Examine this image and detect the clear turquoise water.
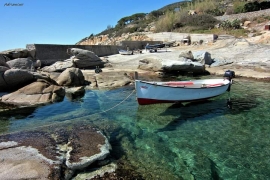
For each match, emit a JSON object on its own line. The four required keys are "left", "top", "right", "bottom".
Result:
{"left": 0, "top": 77, "right": 270, "bottom": 179}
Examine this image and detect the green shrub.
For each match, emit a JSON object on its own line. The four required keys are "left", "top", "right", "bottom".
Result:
{"left": 220, "top": 19, "right": 241, "bottom": 30}
{"left": 233, "top": 1, "right": 246, "bottom": 14}
{"left": 177, "top": 14, "right": 219, "bottom": 30}
{"left": 244, "top": 1, "right": 260, "bottom": 12}
{"left": 155, "top": 11, "right": 178, "bottom": 32}
{"left": 206, "top": 8, "right": 224, "bottom": 16}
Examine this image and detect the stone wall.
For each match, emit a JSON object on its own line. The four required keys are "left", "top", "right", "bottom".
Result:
{"left": 27, "top": 44, "right": 121, "bottom": 66}
{"left": 215, "top": 9, "right": 270, "bottom": 22}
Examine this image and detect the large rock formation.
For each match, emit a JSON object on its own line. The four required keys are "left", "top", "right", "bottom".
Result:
{"left": 192, "top": 51, "right": 213, "bottom": 65}
{"left": 82, "top": 70, "right": 135, "bottom": 89}
{"left": 67, "top": 48, "right": 105, "bottom": 68}
{"left": 0, "top": 133, "right": 62, "bottom": 180}
{"left": 0, "top": 55, "right": 10, "bottom": 68}
{"left": 0, "top": 66, "right": 9, "bottom": 73}
{"left": 137, "top": 58, "right": 162, "bottom": 72}
{"left": 0, "top": 48, "right": 30, "bottom": 59}
{"left": 94, "top": 72, "right": 132, "bottom": 88}
{"left": 179, "top": 50, "right": 194, "bottom": 60}
{"left": 56, "top": 67, "right": 85, "bottom": 86}
{"left": 162, "top": 58, "right": 205, "bottom": 73}
{"left": 6, "top": 58, "right": 35, "bottom": 70}
{"left": 0, "top": 69, "right": 36, "bottom": 92}
{"left": 41, "top": 48, "right": 105, "bottom": 72}
{"left": 42, "top": 60, "right": 75, "bottom": 72}
{"left": 1, "top": 80, "right": 65, "bottom": 106}
{"left": 138, "top": 57, "right": 205, "bottom": 73}
{"left": 0, "top": 124, "right": 112, "bottom": 179}
{"left": 66, "top": 129, "right": 111, "bottom": 170}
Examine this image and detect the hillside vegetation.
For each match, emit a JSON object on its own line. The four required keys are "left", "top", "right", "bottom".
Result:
{"left": 78, "top": 0, "right": 270, "bottom": 43}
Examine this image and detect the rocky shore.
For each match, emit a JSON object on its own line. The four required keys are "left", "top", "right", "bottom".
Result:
{"left": 0, "top": 31, "right": 270, "bottom": 179}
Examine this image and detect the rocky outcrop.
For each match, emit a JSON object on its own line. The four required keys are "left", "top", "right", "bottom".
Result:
{"left": 162, "top": 58, "right": 205, "bottom": 72}
{"left": 0, "top": 66, "right": 9, "bottom": 73}
{"left": 0, "top": 124, "right": 112, "bottom": 180}
{"left": 192, "top": 51, "right": 213, "bottom": 65}
{"left": 0, "top": 133, "right": 62, "bottom": 180}
{"left": 179, "top": 50, "right": 194, "bottom": 60}
{"left": 73, "top": 162, "right": 117, "bottom": 180}
{"left": 0, "top": 55, "right": 10, "bottom": 68}
{"left": 211, "top": 58, "right": 233, "bottom": 67}
{"left": 67, "top": 48, "right": 99, "bottom": 60}
{"left": 42, "top": 60, "right": 75, "bottom": 72}
{"left": 138, "top": 58, "right": 162, "bottom": 72}
{"left": 0, "top": 69, "right": 36, "bottom": 91}
{"left": 65, "top": 86, "right": 85, "bottom": 101}
{"left": 67, "top": 48, "right": 105, "bottom": 69}
{"left": 66, "top": 129, "right": 111, "bottom": 170}
{"left": 138, "top": 57, "right": 205, "bottom": 73}
{"left": 0, "top": 48, "right": 30, "bottom": 59}
{"left": 76, "top": 32, "right": 150, "bottom": 46}
{"left": 1, "top": 80, "right": 65, "bottom": 106}
{"left": 71, "top": 56, "right": 106, "bottom": 69}
{"left": 41, "top": 48, "right": 105, "bottom": 72}
{"left": 6, "top": 58, "right": 35, "bottom": 70}
{"left": 215, "top": 9, "right": 270, "bottom": 22}
{"left": 94, "top": 72, "right": 132, "bottom": 88}
{"left": 56, "top": 67, "right": 85, "bottom": 86}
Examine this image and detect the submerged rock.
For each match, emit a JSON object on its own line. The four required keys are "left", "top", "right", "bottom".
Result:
{"left": 66, "top": 128, "right": 111, "bottom": 170}
{"left": 73, "top": 162, "right": 117, "bottom": 180}
{"left": 0, "top": 124, "right": 112, "bottom": 179}
{"left": 0, "top": 131, "right": 62, "bottom": 180}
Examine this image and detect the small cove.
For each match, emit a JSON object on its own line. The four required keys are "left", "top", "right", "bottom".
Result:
{"left": 0, "top": 76, "right": 270, "bottom": 179}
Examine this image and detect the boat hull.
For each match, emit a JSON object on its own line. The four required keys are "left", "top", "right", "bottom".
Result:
{"left": 135, "top": 79, "right": 230, "bottom": 105}
{"left": 119, "top": 50, "right": 133, "bottom": 55}
{"left": 145, "top": 43, "right": 165, "bottom": 49}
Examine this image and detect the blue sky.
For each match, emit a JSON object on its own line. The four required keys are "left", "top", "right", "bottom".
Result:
{"left": 0, "top": 0, "right": 182, "bottom": 51}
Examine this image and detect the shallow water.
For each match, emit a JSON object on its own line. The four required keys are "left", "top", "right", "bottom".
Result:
{"left": 0, "top": 77, "right": 270, "bottom": 179}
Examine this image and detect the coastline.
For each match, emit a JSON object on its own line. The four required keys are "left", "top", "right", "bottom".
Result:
{"left": 97, "top": 37, "right": 270, "bottom": 82}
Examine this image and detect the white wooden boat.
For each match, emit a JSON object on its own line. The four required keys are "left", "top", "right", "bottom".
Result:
{"left": 119, "top": 49, "right": 133, "bottom": 55}
{"left": 135, "top": 71, "right": 234, "bottom": 105}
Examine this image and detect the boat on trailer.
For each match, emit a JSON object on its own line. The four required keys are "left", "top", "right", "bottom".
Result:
{"left": 135, "top": 70, "right": 235, "bottom": 105}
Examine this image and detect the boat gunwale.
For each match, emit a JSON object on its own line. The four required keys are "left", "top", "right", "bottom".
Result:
{"left": 136, "top": 79, "right": 230, "bottom": 89}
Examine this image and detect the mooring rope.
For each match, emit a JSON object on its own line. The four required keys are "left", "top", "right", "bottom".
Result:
{"left": 0, "top": 89, "right": 136, "bottom": 136}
